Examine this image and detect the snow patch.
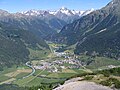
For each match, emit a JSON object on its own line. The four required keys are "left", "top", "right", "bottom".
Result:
{"left": 96, "top": 28, "right": 107, "bottom": 34}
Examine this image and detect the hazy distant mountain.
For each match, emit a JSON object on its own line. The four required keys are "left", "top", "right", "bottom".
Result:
{"left": 53, "top": 0, "right": 120, "bottom": 59}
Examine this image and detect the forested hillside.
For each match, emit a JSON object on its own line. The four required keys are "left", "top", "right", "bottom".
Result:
{"left": 0, "top": 24, "right": 49, "bottom": 71}
{"left": 53, "top": 0, "right": 120, "bottom": 59}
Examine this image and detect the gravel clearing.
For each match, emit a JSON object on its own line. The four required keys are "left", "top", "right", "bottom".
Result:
{"left": 54, "top": 81, "right": 113, "bottom": 90}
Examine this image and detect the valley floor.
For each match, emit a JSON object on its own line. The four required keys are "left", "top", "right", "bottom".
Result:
{"left": 0, "top": 42, "right": 120, "bottom": 90}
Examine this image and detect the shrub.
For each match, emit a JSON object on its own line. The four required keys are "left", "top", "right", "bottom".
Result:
{"left": 84, "top": 75, "right": 94, "bottom": 80}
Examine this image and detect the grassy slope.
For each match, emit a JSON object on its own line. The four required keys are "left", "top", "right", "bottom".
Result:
{"left": 28, "top": 48, "right": 50, "bottom": 60}
{"left": 78, "top": 55, "right": 120, "bottom": 70}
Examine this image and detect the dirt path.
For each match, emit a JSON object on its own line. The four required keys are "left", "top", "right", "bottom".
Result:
{"left": 5, "top": 69, "right": 32, "bottom": 78}
{"left": 0, "top": 78, "right": 16, "bottom": 85}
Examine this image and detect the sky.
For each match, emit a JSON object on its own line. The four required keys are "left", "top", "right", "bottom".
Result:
{"left": 0, "top": 0, "right": 111, "bottom": 13}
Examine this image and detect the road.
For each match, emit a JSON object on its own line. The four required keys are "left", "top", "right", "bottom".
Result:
{"left": 23, "top": 61, "right": 35, "bottom": 79}
{"left": 0, "top": 78, "right": 16, "bottom": 85}
{"left": 21, "top": 68, "right": 46, "bottom": 85}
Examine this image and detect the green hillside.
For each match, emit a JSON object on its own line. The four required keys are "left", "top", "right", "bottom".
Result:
{"left": 0, "top": 25, "right": 49, "bottom": 71}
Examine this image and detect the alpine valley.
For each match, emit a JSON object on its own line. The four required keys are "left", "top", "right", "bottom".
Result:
{"left": 0, "top": 0, "right": 120, "bottom": 90}
{"left": 0, "top": 7, "right": 94, "bottom": 70}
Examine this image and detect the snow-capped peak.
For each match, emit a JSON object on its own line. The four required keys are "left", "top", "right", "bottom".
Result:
{"left": 60, "top": 7, "right": 68, "bottom": 10}
{"left": 55, "top": 7, "right": 94, "bottom": 16}
{"left": 21, "top": 7, "right": 94, "bottom": 18}
{"left": 21, "top": 9, "right": 50, "bottom": 16}
{"left": 57, "top": 7, "right": 74, "bottom": 16}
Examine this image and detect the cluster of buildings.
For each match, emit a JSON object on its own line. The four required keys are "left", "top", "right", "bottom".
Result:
{"left": 33, "top": 58, "right": 81, "bottom": 73}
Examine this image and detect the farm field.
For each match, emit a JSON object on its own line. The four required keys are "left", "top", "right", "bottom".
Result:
{"left": 13, "top": 68, "right": 87, "bottom": 87}
{"left": 0, "top": 66, "right": 32, "bottom": 85}
{"left": 1, "top": 42, "right": 120, "bottom": 89}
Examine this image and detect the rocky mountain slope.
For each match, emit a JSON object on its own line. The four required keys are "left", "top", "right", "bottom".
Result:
{"left": 53, "top": 0, "right": 120, "bottom": 59}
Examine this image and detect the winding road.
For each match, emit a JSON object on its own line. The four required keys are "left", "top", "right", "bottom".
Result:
{"left": 23, "top": 61, "right": 35, "bottom": 79}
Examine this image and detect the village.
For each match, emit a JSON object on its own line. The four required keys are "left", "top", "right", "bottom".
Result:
{"left": 32, "top": 51, "right": 82, "bottom": 73}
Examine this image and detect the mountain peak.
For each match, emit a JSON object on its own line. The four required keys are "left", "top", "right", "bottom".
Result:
{"left": 102, "top": 0, "right": 120, "bottom": 14}
{"left": 107, "top": 0, "right": 120, "bottom": 6}
{"left": 113, "top": 0, "right": 120, "bottom": 3}
{"left": 0, "top": 9, "right": 10, "bottom": 16}
{"left": 60, "top": 7, "right": 68, "bottom": 10}
{"left": 90, "top": 8, "right": 94, "bottom": 11}
{"left": 0, "top": 9, "right": 9, "bottom": 14}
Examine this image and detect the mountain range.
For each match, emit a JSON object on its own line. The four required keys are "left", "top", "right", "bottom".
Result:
{"left": 0, "top": 7, "right": 93, "bottom": 70}
{"left": 0, "top": 7, "right": 93, "bottom": 38}
{"left": 21, "top": 7, "right": 94, "bottom": 23}
{"left": 1, "top": 0, "right": 120, "bottom": 70}
{"left": 53, "top": 0, "right": 120, "bottom": 59}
